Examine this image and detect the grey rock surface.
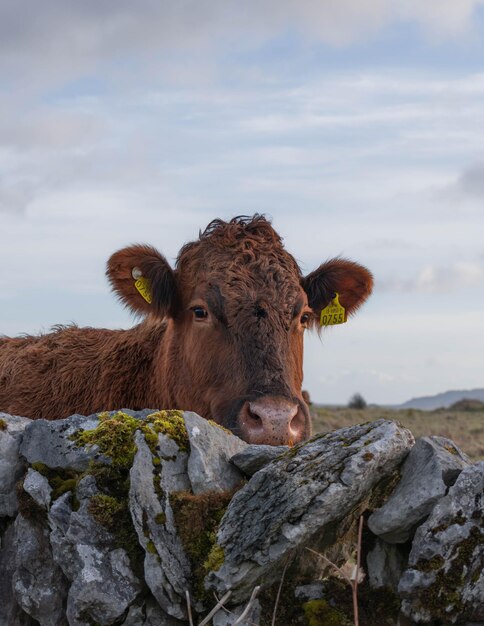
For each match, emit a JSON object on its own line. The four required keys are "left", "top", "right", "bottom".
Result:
{"left": 121, "top": 597, "right": 182, "bottom": 625}
{"left": 0, "top": 521, "right": 38, "bottom": 626}
{"left": 369, "top": 436, "right": 470, "bottom": 543}
{"left": 206, "top": 419, "right": 415, "bottom": 603}
{"left": 294, "top": 582, "right": 326, "bottom": 601}
{"left": 20, "top": 413, "right": 103, "bottom": 470}
{"left": 48, "top": 477, "right": 141, "bottom": 626}
{"left": 23, "top": 468, "right": 52, "bottom": 510}
{"left": 129, "top": 431, "right": 191, "bottom": 620}
{"left": 3, "top": 407, "right": 483, "bottom": 626}
{"left": 0, "top": 413, "right": 31, "bottom": 517}
{"left": 367, "top": 537, "right": 408, "bottom": 591}
{"left": 184, "top": 412, "right": 248, "bottom": 494}
{"left": 399, "top": 462, "right": 484, "bottom": 624}
{"left": 158, "top": 432, "right": 191, "bottom": 494}
{"left": 13, "top": 514, "right": 68, "bottom": 626}
{"left": 230, "top": 444, "right": 289, "bottom": 476}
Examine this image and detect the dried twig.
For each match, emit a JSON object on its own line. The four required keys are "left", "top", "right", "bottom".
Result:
{"left": 198, "top": 590, "right": 232, "bottom": 626}
{"left": 185, "top": 590, "right": 194, "bottom": 626}
{"left": 305, "top": 514, "right": 365, "bottom": 626}
{"left": 271, "top": 559, "right": 289, "bottom": 626}
{"left": 233, "top": 585, "right": 261, "bottom": 626}
{"left": 352, "top": 514, "right": 364, "bottom": 626}
{"left": 306, "top": 547, "right": 351, "bottom": 584}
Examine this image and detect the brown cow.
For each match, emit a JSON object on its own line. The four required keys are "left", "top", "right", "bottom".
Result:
{"left": 0, "top": 215, "right": 372, "bottom": 445}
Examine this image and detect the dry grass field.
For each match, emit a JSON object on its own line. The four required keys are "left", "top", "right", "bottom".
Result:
{"left": 311, "top": 405, "right": 484, "bottom": 460}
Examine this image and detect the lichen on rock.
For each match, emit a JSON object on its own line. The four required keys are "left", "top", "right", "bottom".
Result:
{"left": 399, "top": 462, "right": 484, "bottom": 623}
{"left": 2, "top": 409, "right": 483, "bottom": 626}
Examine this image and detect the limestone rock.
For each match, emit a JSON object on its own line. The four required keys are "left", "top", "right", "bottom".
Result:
{"left": 129, "top": 430, "right": 192, "bottom": 621}
{"left": 399, "top": 462, "right": 484, "bottom": 624}
{"left": 366, "top": 538, "right": 408, "bottom": 591}
{"left": 12, "top": 514, "right": 68, "bottom": 626}
{"left": 20, "top": 413, "right": 104, "bottom": 471}
{"left": 158, "top": 432, "right": 191, "bottom": 494}
{"left": 0, "top": 413, "right": 31, "bottom": 517}
{"left": 206, "top": 419, "right": 414, "bottom": 603}
{"left": 0, "top": 521, "right": 38, "bottom": 626}
{"left": 294, "top": 582, "right": 326, "bottom": 601}
{"left": 23, "top": 468, "right": 52, "bottom": 510}
{"left": 48, "top": 477, "right": 141, "bottom": 626}
{"left": 369, "top": 436, "right": 470, "bottom": 543}
{"left": 230, "top": 444, "right": 289, "bottom": 476}
{"left": 184, "top": 411, "right": 248, "bottom": 494}
{"left": 121, "top": 597, "right": 182, "bottom": 625}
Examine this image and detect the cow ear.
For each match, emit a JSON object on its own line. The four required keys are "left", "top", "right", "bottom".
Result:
{"left": 302, "top": 258, "right": 373, "bottom": 324}
{"left": 106, "top": 245, "right": 178, "bottom": 317}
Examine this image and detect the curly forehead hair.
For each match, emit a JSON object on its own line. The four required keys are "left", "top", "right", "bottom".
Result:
{"left": 176, "top": 214, "right": 300, "bottom": 277}
{"left": 199, "top": 214, "right": 281, "bottom": 245}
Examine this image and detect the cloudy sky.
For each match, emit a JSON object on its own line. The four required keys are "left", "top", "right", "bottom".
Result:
{"left": 1, "top": 1, "right": 484, "bottom": 405}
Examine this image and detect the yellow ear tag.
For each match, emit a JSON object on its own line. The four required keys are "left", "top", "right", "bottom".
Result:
{"left": 134, "top": 276, "right": 152, "bottom": 304}
{"left": 319, "top": 293, "right": 346, "bottom": 326}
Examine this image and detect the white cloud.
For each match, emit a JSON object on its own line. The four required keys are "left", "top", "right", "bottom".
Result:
{"left": 396, "top": 0, "right": 484, "bottom": 39}
{"left": 1, "top": 1, "right": 484, "bottom": 88}
{"left": 378, "top": 261, "right": 484, "bottom": 294}
{"left": 456, "top": 162, "right": 484, "bottom": 198}
{"left": 2, "top": 3, "right": 484, "bottom": 405}
{"left": 416, "top": 261, "right": 484, "bottom": 293}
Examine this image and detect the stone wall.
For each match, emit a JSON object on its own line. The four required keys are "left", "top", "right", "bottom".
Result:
{"left": 0, "top": 410, "right": 482, "bottom": 626}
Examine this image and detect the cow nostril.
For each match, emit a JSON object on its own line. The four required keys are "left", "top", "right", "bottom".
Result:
{"left": 247, "top": 405, "right": 262, "bottom": 422}
{"left": 241, "top": 398, "right": 305, "bottom": 445}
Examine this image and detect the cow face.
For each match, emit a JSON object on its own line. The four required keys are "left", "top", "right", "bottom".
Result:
{"left": 107, "top": 216, "right": 373, "bottom": 445}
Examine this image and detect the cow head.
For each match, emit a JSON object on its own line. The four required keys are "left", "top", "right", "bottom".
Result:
{"left": 107, "top": 215, "right": 373, "bottom": 445}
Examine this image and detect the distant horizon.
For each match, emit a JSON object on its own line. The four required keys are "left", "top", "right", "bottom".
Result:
{"left": 313, "top": 386, "right": 484, "bottom": 408}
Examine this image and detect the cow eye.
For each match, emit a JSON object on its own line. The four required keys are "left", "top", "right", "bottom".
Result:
{"left": 191, "top": 306, "right": 208, "bottom": 320}
{"left": 300, "top": 313, "right": 310, "bottom": 326}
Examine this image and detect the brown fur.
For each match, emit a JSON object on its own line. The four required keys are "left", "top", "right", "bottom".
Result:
{"left": 0, "top": 215, "right": 373, "bottom": 442}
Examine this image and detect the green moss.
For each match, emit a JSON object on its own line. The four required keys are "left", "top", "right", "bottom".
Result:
{"left": 31, "top": 462, "right": 49, "bottom": 474}
{"left": 305, "top": 577, "right": 400, "bottom": 626}
{"left": 303, "top": 599, "right": 352, "bottom": 626}
{"left": 88, "top": 494, "right": 124, "bottom": 530}
{"left": 154, "top": 512, "right": 166, "bottom": 525}
{"left": 411, "top": 526, "right": 483, "bottom": 621}
{"left": 170, "top": 489, "right": 234, "bottom": 600}
{"left": 207, "top": 420, "right": 233, "bottom": 436}
{"left": 153, "top": 475, "right": 163, "bottom": 499}
{"left": 72, "top": 410, "right": 189, "bottom": 469}
{"left": 415, "top": 554, "right": 444, "bottom": 572}
{"left": 30, "top": 462, "right": 81, "bottom": 502}
{"left": 432, "top": 510, "right": 470, "bottom": 535}
{"left": 89, "top": 465, "right": 144, "bottom": 577}
{"left": 146, "top": 540, "right": 157, "bottom": 554}
{"left": 0, "top": 418, "right": 7, "bottom": 431}
{"left": 73, "top": 411, "right": 140, "bottom": 469}
{"left": 203, "top": 543, "right": 224, "bottom": 572}
{"left": 444, "top": 444, "right": 459, "bottom": 455}
{"left": 146, "top": 410, "right": 189, "bottom": 452}
{"left": 471, "top": 568, "right": 481, "bottom": 583}
{"left": 16, "top": 481, "right": 46, "bottom": 523}
{"left": 368, "top": 469, "right": 401, "bottom": 510}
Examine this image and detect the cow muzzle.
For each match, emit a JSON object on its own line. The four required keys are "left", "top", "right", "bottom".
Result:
{"left": 238, "top": 396, "right": 306, "bottom": 446}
